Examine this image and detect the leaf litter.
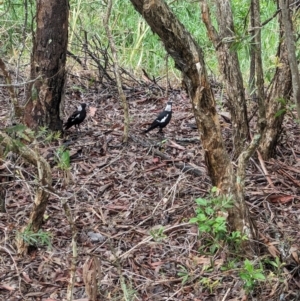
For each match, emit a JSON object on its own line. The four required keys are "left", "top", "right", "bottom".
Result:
{"left": 0, "top": 80, "right": 300, "bottom": 301}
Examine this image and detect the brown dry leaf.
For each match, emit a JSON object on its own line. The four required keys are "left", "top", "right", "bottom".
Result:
{"left": 83, "top": 257, "right": 99, "bottom": 301}
{"left": 22, "top": 271, "right": 32, "bottom": 283}
{"left": 0, "top": 283, "right": 16, "bottom": 291}
{"left": 267, "top": 242, "right": 280, "bottom": 258}
{"left": 191, "top": 255, "right": 223, "bottom": 270}
{"left": 88, "top": 106, "right": 97, "bottom": 117}
{"left": 152, "top": 157, "right": 160, "bottom": 163}
{"left": 191, "top": 256, "right": 210, "bottom": 265}
{"left": 267, "top": 194, "right": 294, "bottom": 204}
{"left": 150, "top": 261, "right": 164, "bottom": 268}
{"left": 290, "top": 245, "right": 300, "bottom": 264}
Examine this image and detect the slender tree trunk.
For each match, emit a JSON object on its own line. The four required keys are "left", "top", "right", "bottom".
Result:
{"left": 279, "top": 0, "right": 300, "bottom": 119}
{"left": 103, "top": 0, "right": 129, "bottom": 143}
{"left": 259, "top": 21, "right": 292, "bottom": 159}
{"left": 248, "top": 4, "right": 256, "bottom": 101}
{"left": 129, "top": 0, "right": 257, "bottom": 254}
{"left": 200, "top": 0, "right": 249, "bottom": 157}
{"left": 24, "top": 0, "right": 69, "bottom": 131}
{"left": 251, "top": 0, "right": 266, "bottom": 133}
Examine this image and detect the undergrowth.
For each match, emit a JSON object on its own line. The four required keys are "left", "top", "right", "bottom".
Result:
{"left": 0, "top": 0, "right": 280, "bottom": 81}
{"left": 188, "top": 187, "right": 284, "bottom": 295}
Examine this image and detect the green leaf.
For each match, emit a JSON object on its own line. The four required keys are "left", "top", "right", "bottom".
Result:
{"left": 205, "top": 207, "right": 214, "bottom": 215}
{"left": 61, "top": 150, "right": 70, "bottom": 168}
{"left": 189, "top": 217, "right": 199, "bottom": 224}
{"left": 211, "top": 186, "right": 218, "bottom": 193}
{"left": 5, "top": 124, "right": 27, "bottom": 133}
{"left": 275, "top": 109, "right": 286, "bottom": 118}
{"left": 195, "top": 198, "right": 207, "bottom": 206}
{"left": 253, "top": 273, "right": 265, "bottom": 280}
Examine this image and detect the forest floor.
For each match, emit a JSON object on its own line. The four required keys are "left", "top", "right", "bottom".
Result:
{"left": 1, "top": 74, "right": 300, "bottom": 301}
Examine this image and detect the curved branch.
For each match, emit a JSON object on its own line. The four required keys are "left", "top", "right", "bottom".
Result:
{"left": 1, "top": 131, "right": 52, "bottom": 254}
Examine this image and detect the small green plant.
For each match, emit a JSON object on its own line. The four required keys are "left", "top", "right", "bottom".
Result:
{"left": 55, "top": 145, "right": 71, "bottom": 170}
{"left": 227, "top": 230, "right": 248, "bottom": 247}
{"left": 177, "top": 265, "right": 190, "bottom": 285}
{"left": 239, "top": 259, "right": 265, "bottom": 292}
{"left": 36, "top": 126, "right": 61, "bottom": 143}
{"left": 17, "top": 227, "right": 52, "bottom": 248}
{"left": 4, "top": 123, "right": 34, "bottom": 143}
{"left": 263, "top": 256, "right": 285, "bottom": 278}
{"left": 150, "top": 226, "right": 167, "bottom": 242}
{"left": 199, "top": 277, "right": 220, "bottom": 294}
{"left": 189, "top": 188, "right": 248, "bottom": 254}
{"left": 221, "top": 258, "right": 238, "bottom": 271}
{"left": 189, "top": 188, "right": 233, "bottom": 239}
{"left": 120, "top": 275, "right": 137, "bottom": 301}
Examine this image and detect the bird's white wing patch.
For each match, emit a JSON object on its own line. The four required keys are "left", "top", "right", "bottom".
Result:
{"left": 72, "top": 113, "right": 80, "bottom": 121}
{"left": 77, "top": 105, "right": 82, "bottom": 111}
{"left": 157, "top": 114, "right": 169, "bottom": 123}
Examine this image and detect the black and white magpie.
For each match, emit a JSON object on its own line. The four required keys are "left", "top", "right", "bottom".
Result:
{"left": 144, "top": 101, "right": 172, "bottom": 133}
{"left": 64, "top": 103, "right": 87, "bottom": 131}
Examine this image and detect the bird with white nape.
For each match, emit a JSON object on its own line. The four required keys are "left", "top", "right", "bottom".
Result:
{"left": 64, "top": 103, "right": 87, "bottom": 131}
{"left": 143, "top": 101, "right": 172, "bottom": 134}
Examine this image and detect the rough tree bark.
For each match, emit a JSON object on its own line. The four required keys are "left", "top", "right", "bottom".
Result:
{"left": 248, "top": 4, "right": 256, "bottom": 100}
{"left": 200, "top": 0, "right": 249, "bottom": 157}
{"left": 129, "top": 0, "right": 258, "bottom": 254}
{"left": 279, "top": 0, "right": 300, "bottom": 119}
{"left": 250, "top": 0, "right": 266, "bottom": 133}
{"left": 24, "top": 0, "right": 69, "bottom": 131}
{"left": 259, "top": 19, "right": 292, "bottom": 159}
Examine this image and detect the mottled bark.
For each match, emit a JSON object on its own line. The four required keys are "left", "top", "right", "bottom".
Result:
{"left": 24, "top": 0, "right": 69, "bottom": 131}
{"left": 250, "top": 0, "right": 266, "bottom": 132}
{"left": 259, "top": 26, "right": 292, "bottom": 159}
{"left": 0, "top": 58, "right": 23, "bottom": 120}
{"left": 200, "top": 0, "right": 249, "bottom": 157}
{"left": 279, "top": 0, "right": 300, "bottom": 119}
{"left": 129, "top": 0, "right": 257, "bottom": 254}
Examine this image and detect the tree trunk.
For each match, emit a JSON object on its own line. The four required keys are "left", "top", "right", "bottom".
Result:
{"left": 129, "top": 0, "right": 257, "bottom": 254}
{"left": 259, "top": 21, "right": 292, "bottom": 159}
{"left": 24, "top": 0, "right": 69, "bottom": 131}
{"left": 250, "top": 0, "right": 266, "bottom": 133}
{"left": 279, "top": 0, "right": 300, "bottom": 119}
{"left": 200, "top": 0, "right": 249, "bottom": 157}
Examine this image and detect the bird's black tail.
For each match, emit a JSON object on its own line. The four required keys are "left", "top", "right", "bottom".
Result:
{"left": 63, "top": 122, "right": 71, "bottom": 130}
{"left": 143, "top": 125, "right": 155, "bottom": 133}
